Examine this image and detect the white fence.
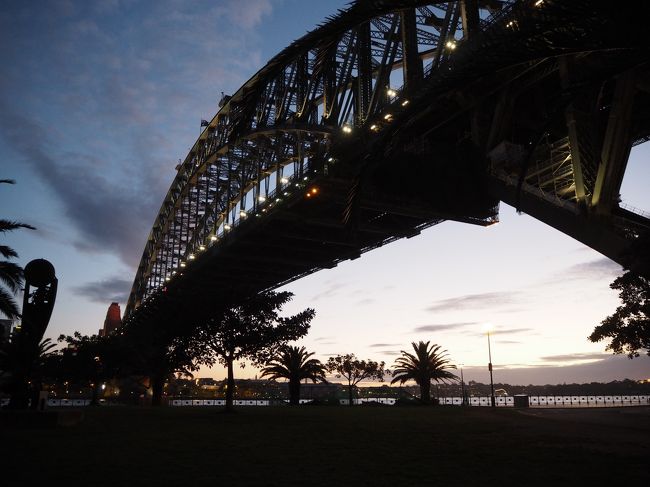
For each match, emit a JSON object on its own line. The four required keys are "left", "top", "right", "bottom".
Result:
{"left": 438, "top": 395, "right": 650, "bottom": 407}
{"left": 0, "top": 398, "right": 93, "bottom": 407}
{"left": 170, "top": 396, "right": 650, "bottom": 407}
{"left": 3, "top": 395, "right": 649, "bottom": 408}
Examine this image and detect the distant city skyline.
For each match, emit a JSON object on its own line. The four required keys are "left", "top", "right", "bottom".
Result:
{"left": 1, "top": 0, "right": 648, "bottom": 385}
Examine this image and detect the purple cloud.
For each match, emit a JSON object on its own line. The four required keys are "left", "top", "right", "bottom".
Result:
{"left": 73, "top": 277, "right": 131, "bottom": 304}
{"left": 426, "top": 292, "right": 521, "bottom": 312}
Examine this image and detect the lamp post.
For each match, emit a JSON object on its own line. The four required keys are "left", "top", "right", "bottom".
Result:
{"left": 483, "top": 323, "right": 496, "bottom": 408}
{"left": 459, "top": 363, "right": 467, "bottom": 406}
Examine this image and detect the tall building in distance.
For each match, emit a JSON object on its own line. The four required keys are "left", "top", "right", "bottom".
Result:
{"left": 99, "top": 302, "right": 122, "bottom": 336}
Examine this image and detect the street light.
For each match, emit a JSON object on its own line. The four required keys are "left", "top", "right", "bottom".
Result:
{"left": 482, "top": 323, "right": 496, "bottom": 407}
{"left": 459, "top": 363, "right": 467, "bottom": 406}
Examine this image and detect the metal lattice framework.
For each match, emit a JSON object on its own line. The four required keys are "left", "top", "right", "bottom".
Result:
{"left": 125, "top": 0, "right": 650, "bottom": 322}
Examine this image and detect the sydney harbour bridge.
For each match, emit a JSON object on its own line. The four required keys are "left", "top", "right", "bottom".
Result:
{"left": 124, "top": 0, "right": 650, "bottom": 326}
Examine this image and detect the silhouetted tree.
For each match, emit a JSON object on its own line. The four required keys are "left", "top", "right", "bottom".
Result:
{"left": 0, "top": 179, "right": 35, "bottom": 320}
{"left": 200, "top": 291, "right": 314, "bottom": 411}
{"left": 391, "top": 341, "right": 458, "bottom": 404}
{"left": 124, "top": 316, "right": 204, "bottom": 406}
{"left": 58, "top": 332, "right": 132, "bottom": 405}
{"left": 260, "top": 345, "right": 326, "bottom": 405}
{"left": 589, "top": 236, "right": 650, "bottom": 357}
{"left": 325, "top": 354, "right": 385, "bottom": 406}
{"left": 0, "top": 336, "right": 57, "bottom": 407}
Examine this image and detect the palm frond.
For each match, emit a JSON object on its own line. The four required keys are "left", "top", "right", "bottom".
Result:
{"left": 261, "top": 345, "right": 326, "bottom": 383}
{"left": 0, "top": 286, "right": 20, "bottom": 319}
{"left": 0, "top": 261, "right": 24, "bottom": 293}
{"left": 0, "top": 245, "right": 18, "bottom": 259}
{"left": 0, "top": 219, "right": 36, "bottom": 232}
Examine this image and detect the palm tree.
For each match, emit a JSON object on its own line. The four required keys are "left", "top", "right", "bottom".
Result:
{"left": 260, "top": 345, "right": 326, "bottom": 405}
{"left": 391, "top": 341, "right": 458, "bottom": 404}
{"left": 0, "top": 337, "right": 57, "bottom": 409}
{"left": 1, "top": 179, "right": 35, "bottom": 320}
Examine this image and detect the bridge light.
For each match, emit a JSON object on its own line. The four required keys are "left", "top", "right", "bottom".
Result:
{"left": 280, "top": 177, "right": 289, "bottom": 184}
{"left": 328, "top": 157, "right": 334, "bottom": 162}
{"left": 507, "top": 20, "right": 517, "bottom": 28}
{"left": 401, "top": 99, "right": 409, "bottom": 106}
{"left": 189, "top": 254, "right": 195, "bottom": 260}
{"left": 534, "top": 0, "right": 543, "bottom": 6}
{"left": 303, "top": 176, "right": 308, "bottom": 181}
{"left": 283, "top": 191, "right": 289, "bottom": 196}
{"left": 258, "top": 195, "right": 266, "bottom": 202}
{"left": 370, "top": 124, "right": 379, "bottom": 131}
{"left": 224, "top": 223, "right": 232, "bottom": 230}
{"left": 445, "top": 40, "right": 457, "bottom": 50}
{"left": 199, "top": 245, "right": 205, "bottom": 251}
{"left": 342, "top": 124, "right": 352, "bottom": 134}
{"left": 383, "top": 113, "right": 393, "bottom": 121}
{"left": 386, "top": 88, "right": 397, "bottom": 97}
{"left": 180, "top": 262, "right": 186, "bottom": 268}
{"left": 210, "top": 235, "right": 217, "bottom": 241}
{"left": 240, "top": 210, "right": 247, "bottom": 218}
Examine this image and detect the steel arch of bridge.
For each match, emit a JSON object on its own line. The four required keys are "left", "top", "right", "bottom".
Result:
{"left": 125, "top": 0, "right": 650, "bottom": 321}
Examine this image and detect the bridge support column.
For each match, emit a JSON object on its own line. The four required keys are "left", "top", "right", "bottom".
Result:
{"left": 356, "top": 22, "right": 372, "bottom": 124}
{"left": 460, "top": 0, "right": 480, "bottom": 40}
{"left": 400, "top": 8, "right": 423, "bottom": 93}
{"left": 592, "top": 70, "right": 636, "bottom": 216}
{"left": 560, "top": 57, "right": 591, "bottom": 210}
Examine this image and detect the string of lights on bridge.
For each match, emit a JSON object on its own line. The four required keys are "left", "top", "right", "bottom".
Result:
{"left": 159, "top": 0, "right": 549, "bottom": 289}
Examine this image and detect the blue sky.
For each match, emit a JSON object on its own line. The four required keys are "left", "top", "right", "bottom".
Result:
{"left": 1, "top": 0, "right": 649, "bottom": 385}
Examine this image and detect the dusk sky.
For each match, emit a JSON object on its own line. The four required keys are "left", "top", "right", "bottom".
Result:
{"left": 2, "top": 0, "right": 649, "bottom": 385}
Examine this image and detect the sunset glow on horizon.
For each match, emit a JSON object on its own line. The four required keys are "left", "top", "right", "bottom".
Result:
{"left": 1, "top": 0, "right": 649, "bottom": 386}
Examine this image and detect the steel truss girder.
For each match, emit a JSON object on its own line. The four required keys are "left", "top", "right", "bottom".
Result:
{"left": 126, "top": 0, "right": 650, "bottom": 321}
{"left": 127, "top": 0, "right": 493, "bottom": 314}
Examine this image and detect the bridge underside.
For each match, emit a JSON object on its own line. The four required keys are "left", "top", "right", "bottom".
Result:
{"left": 125, "top": 0, "right": 650, "bottom": 328}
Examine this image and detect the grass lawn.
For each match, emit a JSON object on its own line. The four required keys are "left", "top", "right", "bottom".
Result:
{"left": 3, "top": 405, "right": 649, "bottom": 486}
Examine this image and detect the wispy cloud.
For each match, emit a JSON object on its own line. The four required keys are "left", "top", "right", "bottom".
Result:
{"left": 426, "top": 292, "right": 521, "bottom": 312}
{"left": 561, "top": 258, "right": 621, "bottom": 280}
{"left": 412, "top": 322, "right": 477, "bottom": 333}
{"left": 489, "top": 327, "right": 534, "bottom": 336}
{"left": 0, "top": 104, "right": 160, "bottom": 267}
{"left": 539, "top": 258, "right": 622, "bottom": 285}
{"left": 313, "top": 336, "right": 336, "bottom": 343}
{"left": 0, "top": 0, "right": 275, "bottom": 269}
{"left": 73, "top": 277, "right": 131, "bottom": 304}
{"left": 540, "top": 352, "right": 608, "bottom": 363}
{"left": 377, "top": 350, "right": 401, "bottom": 356}
{"left": 311, "top": 283, "right": 346, "bottom": 301}
{"left": 369, "top": 343, "right": 400, "bottom": 348}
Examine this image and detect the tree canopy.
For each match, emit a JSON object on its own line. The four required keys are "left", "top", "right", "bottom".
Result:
{"left": 589, "top": 271, "right": 650, "bottom": 357}
{"left": 260, "top": 345, "right": 326, "bottom": 405}
{"left": 58, "top": 332, "right": 133, "bottom": 404}
{"left": 325, "top": 354, "right": 385, "bottom": 406}
{"left": 0, "top": 179, "right": 35, "bottom": 320}
{"left": 391, "top": 341, "right": 458, "bottom": 404}
{"left": 123, "top": 313, "right": 204, "bottom": 406}
{"left": 199, "top": 291, "right": 314, "bottom": 410}
{"left": 589, "top": 236, "right": 650, "bottom": 358}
